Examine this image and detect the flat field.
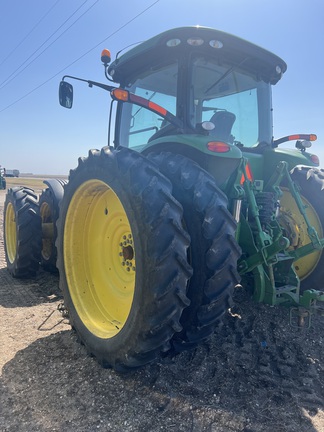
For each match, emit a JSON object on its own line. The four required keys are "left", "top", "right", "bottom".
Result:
{"left": 5, "top": 176, "right": 68, "bottom": 193}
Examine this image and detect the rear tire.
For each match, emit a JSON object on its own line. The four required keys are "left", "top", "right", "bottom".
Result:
{"left": 39, "top": 180, "right": 67, "bottom": 272}
{"left": 280, "top": 166, "right": 324, "bottom": 292}
{"left": 4, "top": 187, "right": 41, "bottom": 277}
{"left": 148, "top": 152, "right": 241, "bottom": 351}
{"left": 56, "top": 146, "right": 192, "bottom": 371}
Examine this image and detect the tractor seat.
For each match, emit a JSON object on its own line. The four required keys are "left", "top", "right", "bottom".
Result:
{"left": 209, "top": 111, "right": 236, "bottom": 143}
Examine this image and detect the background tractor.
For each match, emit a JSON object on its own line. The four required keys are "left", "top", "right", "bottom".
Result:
{"left": 0, "top": 167, "right": 6, "bottom": 189}
{"left": 3, "top": 26, "right": 324, "bottom": 371}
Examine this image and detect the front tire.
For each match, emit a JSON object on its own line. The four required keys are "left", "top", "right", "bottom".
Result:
{"left": 56, "top": 146, "right": 192, "bottom": 371}
{"left": 148, "top": 152, "right": 241, "bottom": 351}
{"left": 4, "top": 187, "right": 41, "bottom": 277}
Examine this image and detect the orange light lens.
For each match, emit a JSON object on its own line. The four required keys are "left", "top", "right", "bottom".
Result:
{"left": 112, "top": 89, "right": 129, "bottom": 102}
{"left": 288, "top": 134, "right": 317, "bottom": 142}
{"left": 240, "top": 163, "right": 254, "bottom": 184}
{"left": 207, "top": 141, "right": 230, "bottom": 153}
{"left": 148, "top": 101, "right": 167, "bottom": 116}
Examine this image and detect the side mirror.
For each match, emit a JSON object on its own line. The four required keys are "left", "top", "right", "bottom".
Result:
{"left": 59, "top": 81, "right": 73, "bottom": 108}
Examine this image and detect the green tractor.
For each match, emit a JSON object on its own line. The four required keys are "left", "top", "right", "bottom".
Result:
{"left": 4, "top": 26, "right": 324, "bottom": 371}
{"left": 0, "top": 167, "right": 6, "bottom": 190}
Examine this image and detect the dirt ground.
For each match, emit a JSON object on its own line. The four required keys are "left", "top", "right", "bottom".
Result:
{"left": 0, "top": 188, "right": 323, "bottom": 432}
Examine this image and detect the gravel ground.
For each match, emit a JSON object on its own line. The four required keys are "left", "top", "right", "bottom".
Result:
{"left": 1, "top": 188, "right": 324, "bottom": 432}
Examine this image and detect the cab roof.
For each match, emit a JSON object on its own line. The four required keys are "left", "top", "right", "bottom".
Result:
{"left": 108, "top": 26, "right": 287, "bottom": 86}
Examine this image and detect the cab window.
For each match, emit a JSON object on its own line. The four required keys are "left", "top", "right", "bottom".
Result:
{"left": 119, "top": 62, "right": 177, "bottom": 151}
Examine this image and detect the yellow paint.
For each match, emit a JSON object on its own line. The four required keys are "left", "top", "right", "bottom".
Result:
{"left": 64, "top": 180, "right": 135, "bottom": 338}
{"left": 280, "top": 189, "right": 322, "bottom": 280}
{"left": 5, "top": 202, "right": 17, "bottom": 264}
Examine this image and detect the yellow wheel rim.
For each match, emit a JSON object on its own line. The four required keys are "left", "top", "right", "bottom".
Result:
{"left": 64, "top": 180, "right": 136, "bottom": 339}
{"left": 40, "top": 201, "right": 53, "bottom": 260}
{"left": 280, "top": 188, "right": 323, "bottom": 280}
{"left": 5, "top": 202, "right": 17, "bottom": 264}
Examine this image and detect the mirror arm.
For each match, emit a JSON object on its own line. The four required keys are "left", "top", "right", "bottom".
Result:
{"left": 61, "top": 75, "right": 115, "bottom": 92}
{"left": 104, "top": 65, "right": 114, "bottom": 82}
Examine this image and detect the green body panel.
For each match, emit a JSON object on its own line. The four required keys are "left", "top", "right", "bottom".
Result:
{"left": 241, "top": 147, "right": 318, "bottom": 184}
{"left": 240, "top": 152, "right": 264, "bottom": 180}
{"left": 144, "top": 134, "right": 241, "bottom": 158}
{"left": 144, "top": 135, "right": 319, "bottom": 192}
{"left": 142, "top": 134, "right": 242, "bottom": 186}
{"left": 262, "top": 147, "right": 318, "bottom": 182}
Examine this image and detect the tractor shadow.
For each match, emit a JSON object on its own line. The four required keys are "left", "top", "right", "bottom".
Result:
{"left": 1, "top": 297, "right": 323, "bottom": 432}
{"left": 0, "top": 267, "right": 61, "bottom": 308}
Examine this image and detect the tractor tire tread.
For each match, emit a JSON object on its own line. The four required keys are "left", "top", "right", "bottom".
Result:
{"left": 57, "top": 146, "right": 192, "bottom": 371}
{"left": 4, "top": 187, "right": 41, "bottom": 278}
{"left": 148, "top": 151, "right": 241, "bottom": 351}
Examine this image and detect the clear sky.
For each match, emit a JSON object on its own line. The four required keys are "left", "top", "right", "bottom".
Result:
{"left": 0, "top": 0, "right": 323, "bottom": 175}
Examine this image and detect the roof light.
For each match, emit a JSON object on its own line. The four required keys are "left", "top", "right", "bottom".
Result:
{"left": 187, "top": 37, "right": 204, "bottom": 46}
{"left": 296, "top": 140, "right": 312, "bottom": 151}
{"left": 276, "top": 65, "right": 282, "bottom": 74}
{"left": 209, "top": 39, "right": 223, "bottom": 49}
{"left": 166, "top": 38, "right": 181, "bottom": 47}
{"left": 101, "top": 49, "right": 111, "bottom": 64}
{"left": 207, "top": 141, "right": 230, "bottom": 153}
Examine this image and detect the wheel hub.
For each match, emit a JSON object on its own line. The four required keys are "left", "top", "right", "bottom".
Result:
{"left": 119, "top": 234, "right": 135, "bottom": 271}
{"left": 278, "top": 209, "right": 303, "bottom": 248}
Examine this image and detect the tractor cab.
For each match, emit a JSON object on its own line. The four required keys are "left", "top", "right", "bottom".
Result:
{"left": 109, "top": 27, "right": 286, "bottom": 153}
{"left": 59, "top": 27, "right": 318, "bottom": 185}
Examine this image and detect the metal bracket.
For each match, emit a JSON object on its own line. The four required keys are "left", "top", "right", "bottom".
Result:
{"left": 289, "top": 290, "right": 324, "bottom": 327}
{"left": 290, "top": 307, "right": 311, "bottom": 328}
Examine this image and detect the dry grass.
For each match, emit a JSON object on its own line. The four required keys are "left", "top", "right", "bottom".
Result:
{"left": 6, "top": 177, "right": 46, "bottom": 190}
{"left": 5, "top": 176, "right": 67, "bottom": 193}
{"left": 6, "top": 177, "right": 45, "bottom": 188}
